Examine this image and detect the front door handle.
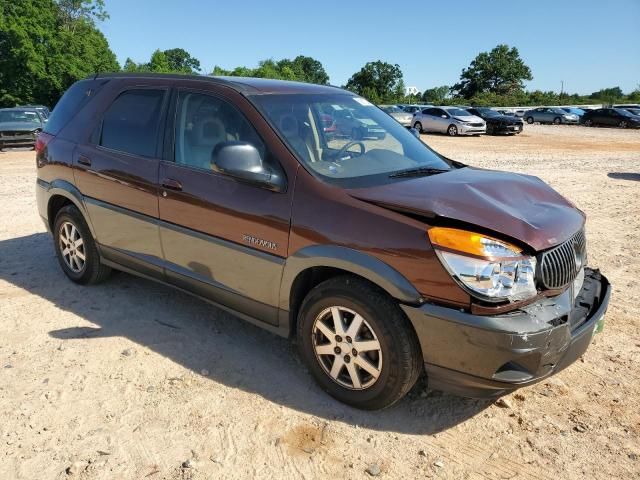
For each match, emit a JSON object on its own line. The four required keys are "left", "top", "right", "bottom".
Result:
{"left": 161, "top": 178, "right": 182, "bottom": 193}
{"left": 78, "top": 155, "right": 91, "bottom": 166}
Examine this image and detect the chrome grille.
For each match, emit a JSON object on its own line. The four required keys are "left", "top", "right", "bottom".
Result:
{"left": 538, "top": 229, "right": 586, "bottom": 289}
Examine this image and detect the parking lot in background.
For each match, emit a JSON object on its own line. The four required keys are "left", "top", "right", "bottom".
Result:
{"left": 0, "top": 124, "right": 639, "bottom": 479}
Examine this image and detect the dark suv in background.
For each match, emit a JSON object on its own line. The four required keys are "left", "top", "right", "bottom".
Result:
{"left": 36, "top": 74, "right": 610, "bottom": 409}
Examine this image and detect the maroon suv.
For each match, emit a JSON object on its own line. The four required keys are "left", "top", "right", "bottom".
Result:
{"left": 36, "top": 74, "right": 610, "bottom": 410}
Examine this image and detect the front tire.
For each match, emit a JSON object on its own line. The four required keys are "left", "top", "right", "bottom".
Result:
{"left": 53, "top": 205, "right": 111, "bottom": 285}
{"left": 584, "top": 119, "right": 593, "bottom": 127}
{"left": 619, "top": 121, "right": 628, "bottom": 129}
{"left": 553, "top": 117, "right": 561, "bottom": 125}
{"left": 447, "top": 124, "right": 458, "bottom": 136}
{"left": 297, "top": 276, "right": 422, "bottom": 410}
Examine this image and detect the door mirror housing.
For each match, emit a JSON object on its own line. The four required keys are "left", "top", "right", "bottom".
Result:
{"left": 409, "top": 127, "right": 421, "bottom": 139}
{"left": 211, "top": 141, "right": 285, "bottom": 192}
{"left": 441, "top": 114, "right": 448, "bottom": 119}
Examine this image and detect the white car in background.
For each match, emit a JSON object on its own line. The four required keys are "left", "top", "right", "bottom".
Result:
{"left": 412, "top": 106, "right": 486, "bottom": 136}
{"left": 378, "top": 105, "right": 414, "bottom": 127}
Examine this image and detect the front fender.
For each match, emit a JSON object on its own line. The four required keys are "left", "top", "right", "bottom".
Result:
{"left": 279, "top": 244, "right": 423, "bottom": 313}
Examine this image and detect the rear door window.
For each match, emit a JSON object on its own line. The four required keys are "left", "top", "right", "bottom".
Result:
{"left": 99, "top": 89, "right": 165, "bottom": 157}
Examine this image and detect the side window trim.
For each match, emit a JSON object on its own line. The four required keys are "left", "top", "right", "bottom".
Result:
{"left": 95, "top": 86, "right": 169, "bottom": 159}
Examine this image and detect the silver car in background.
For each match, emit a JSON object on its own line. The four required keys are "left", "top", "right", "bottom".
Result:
{"left": 412, "top": 106, "right": 486, "bottom": 136}
{"left": 379, "top": 105, "right": 414, "bottom": 127}
{"left": 524, "top": 107, "right": 579, "bottom": 125}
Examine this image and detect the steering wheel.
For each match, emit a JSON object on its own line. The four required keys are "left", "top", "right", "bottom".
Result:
{"left": 335, "top": 141, "right": 366, "bottom": 160}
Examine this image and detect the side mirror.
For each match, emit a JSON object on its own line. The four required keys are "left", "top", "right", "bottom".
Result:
{"left": 441, "top": 114, "right": 448, "bottom": 119}
{"left": 211, "top": 141, "right": 285, "bottom": 192}
{"left": 409, "top": 127, "right": 421, "bottom": 139}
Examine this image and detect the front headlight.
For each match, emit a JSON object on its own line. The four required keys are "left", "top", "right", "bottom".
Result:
{"left": 428, "top": 227, "right": 537, "bottom": 302}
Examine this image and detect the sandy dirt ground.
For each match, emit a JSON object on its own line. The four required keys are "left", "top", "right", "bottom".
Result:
{"left": 0, "top": 124, "right": 639, "bottom": 479}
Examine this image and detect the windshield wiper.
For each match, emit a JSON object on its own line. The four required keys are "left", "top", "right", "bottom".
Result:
{"left": 389, "top": 167, "right": 449, "bottom": 178}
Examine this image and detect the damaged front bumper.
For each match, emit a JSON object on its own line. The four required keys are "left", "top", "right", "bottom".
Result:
{"left": 401, "top": 268, "right": 610, "bottom": 398}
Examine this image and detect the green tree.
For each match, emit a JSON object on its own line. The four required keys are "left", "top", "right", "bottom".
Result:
{"left": 147, "top": 49, "right": 170, "bottom": 72}
{"left": 627, "top": 86, "right": 640, "bottom": 102}
{"left": 589, "top": 86, "right": 624, "bottom": 104}
{"left": 0, "top": 0, "right": 119, "bottom": 108}
{"left": 452, "top": 44, "right": 532, "bottom": 99}
{"left": 123, "top": 57, "right": 138, "bottom": 72}
{"left": 124, "top": 48, "right": 201, "bottom": 74}
{"left": 57, "top": 0, "right": 108, "bottom": 31}
{"left": 345, "top": 61, "right": 405, "bottom": 103}
{"left": 421, "top": 85, "right": 449, "bottom": 104}
{"left": 211, "top": 56, "right": 329, "bottom": 84}
{"left": 280, "top": 56, "right": 329, "bottom": 84}
{"left": 163, "top": 47, "right": 201, "bottom": 73}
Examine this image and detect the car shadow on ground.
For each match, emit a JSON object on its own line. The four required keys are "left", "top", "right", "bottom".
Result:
{"left": 608, "top": 172, "right": 640, "bottom": 182}
{"left": 0, "top": 232, "right": 489, "bottom": 434}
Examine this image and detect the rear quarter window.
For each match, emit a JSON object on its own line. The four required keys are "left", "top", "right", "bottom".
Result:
{"left": 44, "top": 79, "right": 109, "bottom": 136}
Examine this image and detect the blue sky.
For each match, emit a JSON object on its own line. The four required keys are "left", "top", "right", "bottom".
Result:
{"left": 100, "top": 0, "right": 640, "bottom": 95}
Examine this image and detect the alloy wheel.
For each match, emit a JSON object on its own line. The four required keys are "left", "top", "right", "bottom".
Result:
{"left": 311, "top": 306, "right": 382, "bottom": 390}
{"left": 448, "top": 125, "right": 458, "bottom": 136}
{"left": 58, "top": 221, "right": 86, "bottom": 273}
{"left": 619, "top": 121, "right": 627, "bottom": 129}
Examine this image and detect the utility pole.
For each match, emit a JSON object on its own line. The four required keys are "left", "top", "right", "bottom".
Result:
{"left": 560, "top": 80, "right": 564, "bottom": 104}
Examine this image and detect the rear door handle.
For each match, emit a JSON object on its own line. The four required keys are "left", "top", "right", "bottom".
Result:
{"left": 161, "top": 178, "right": 182, "bottom": 194}
{"left": 78, "top": 155, "right": 91, "bottom": 166}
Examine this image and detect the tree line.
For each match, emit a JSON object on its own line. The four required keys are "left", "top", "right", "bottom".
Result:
{"left": 1, "top": 1, "right": 638, "bottom": 109}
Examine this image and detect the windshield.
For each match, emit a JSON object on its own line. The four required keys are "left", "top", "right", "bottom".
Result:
{"left": 475, "top": 108, "right": 500, "bottom": 117}
{"left": 380, "top": 106, "right": 402, "bottom": 113}
{"left": 445, "top": 108, "right": 471, "bottom": 117}
{"left": 614, "top": 108, "right": 634, "bottom": 117}
{"left": 0, "top": 110, "right": 42, "bottom": 124}
{"left": 252, "top": 93, "right": 452, "bottom": 187}
{"left": 552, "top": 108, "right": 568, "bottom": 114}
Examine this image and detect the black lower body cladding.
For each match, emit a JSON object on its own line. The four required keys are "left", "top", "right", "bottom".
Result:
{"left": 401, "top": 268, "right": 610, "bottom": 398}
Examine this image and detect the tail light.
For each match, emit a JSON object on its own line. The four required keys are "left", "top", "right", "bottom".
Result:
{"left": 35, "top": 131, "right": 53, "bottom": 154}
{"left": 35, "top": 131, "right": 54, "bottom": 167}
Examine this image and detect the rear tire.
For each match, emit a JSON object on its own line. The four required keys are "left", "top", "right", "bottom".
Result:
{"left": 413, "top": 122, "right": 422, "bottom": 133}
{"left": 526, "top": 117, "right": 534, "bottom": 124}
{"left": 53, "top": 205, "right": 111, "bottom": 285}
{"left": 297, "top": 275, "right": 422, "bottom": 410}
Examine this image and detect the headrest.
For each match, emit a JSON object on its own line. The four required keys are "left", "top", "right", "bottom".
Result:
{"left": 279, "top": 114, "right": 299, "bottom": 137}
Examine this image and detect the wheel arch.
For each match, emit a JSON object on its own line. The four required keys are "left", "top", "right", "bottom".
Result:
{"left": 278, "top": 245, "right": 423, "bottom": 337}
{"left": 45, "top": 180, "right": 95, "bottom": 237}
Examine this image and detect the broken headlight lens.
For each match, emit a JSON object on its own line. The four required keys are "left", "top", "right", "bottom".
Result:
{"left": 428, "top": 227, "right": 537, "bottom": 302}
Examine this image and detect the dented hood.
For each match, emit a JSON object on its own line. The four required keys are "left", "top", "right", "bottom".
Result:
{"left": 348, "top": 167, "right": 585, "bottom": 251}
